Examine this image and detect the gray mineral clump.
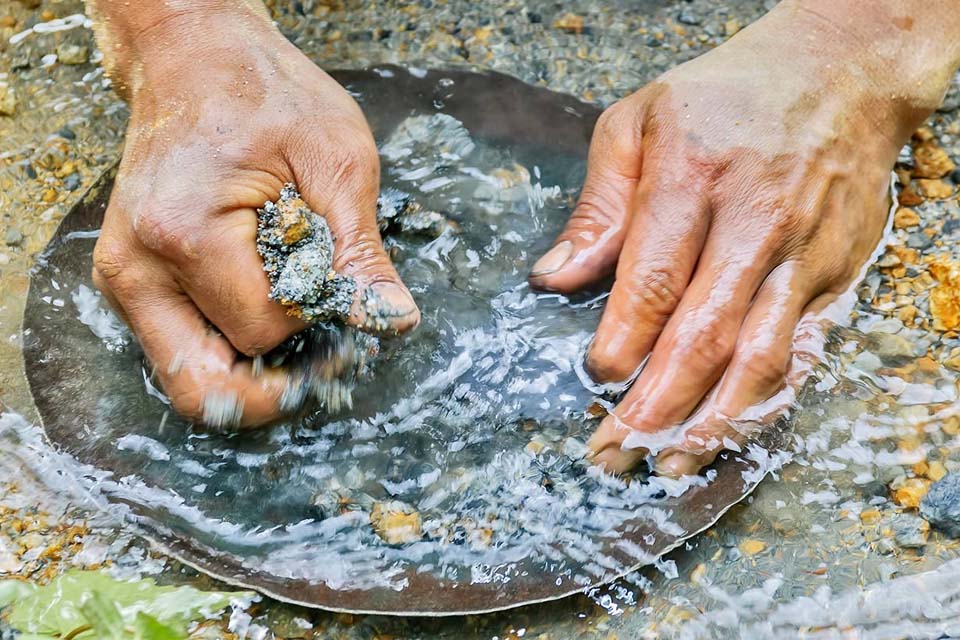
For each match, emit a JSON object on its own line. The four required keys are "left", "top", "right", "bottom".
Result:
{"left": 257, "top": 184, "right": 356, "bottom": 323}
{"left": 920, "top": 472, "right": 960, "bottom": 537}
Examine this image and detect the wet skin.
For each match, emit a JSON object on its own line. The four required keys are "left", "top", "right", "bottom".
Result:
{"left": 87, "top": 2, "right": 419, "bottom": 426}
{"left": 88, "top": 1, "right": 960, "bottom": 470}
{"left": 530, "top": 1, "right": 960, "bottom": 476}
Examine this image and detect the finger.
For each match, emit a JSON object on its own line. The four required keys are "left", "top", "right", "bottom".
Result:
{"left": 289, "top": 132, "right": 421, "bottom": 336}
{"left": 587, "top": 239, "right": 773, "bottom": 474}
{"left": 180, "top": 208, "right": 307, "bottom": 357}
{"left": 584, "top": 173, "right": 710, "bottom": 382}
{"left": 120, "top": 275, "right": 292, "bottom": 428}
{"left": 528, "top": 102, "right": 644, "bottom": 293}
{"left": 91, "top": 268, "right": 132, "bottom": 325}
{"left": 653, "top": 262, "right": 812, "bottom": 477}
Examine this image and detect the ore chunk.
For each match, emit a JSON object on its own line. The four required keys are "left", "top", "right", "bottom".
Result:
{"left": 256, "top": 184, "right": 356, "bottom": 323}
{"left": 920, "top": 472, "right": 960, "bottom": 537}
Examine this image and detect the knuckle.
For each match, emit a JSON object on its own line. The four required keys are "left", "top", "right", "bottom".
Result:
{"left": 625, "top": 268, "right": 684, "bottom": 318}
{"left": 585, "top": 352, "right": 635, "bottom": 383}
{"left": 682, "top": 327, "right": 736, "bottom": 368}
{"left": 92, "top": 239, "right": 140, "bottom": 296}
{"left": 230, "top": 321, "right": 285, "bottom": 357}
{"left": 133, "top": 205, "right": 195, "bottom": 260}
{"left": 737, "top": 349, "right": 789, "bottom": 391}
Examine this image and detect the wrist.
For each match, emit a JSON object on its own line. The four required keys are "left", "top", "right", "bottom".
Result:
{"left": 88, "top": 0, "right": 275, "bottom": 100}
{"left": 743, "top": 0, "right": 960, "bottom": 142}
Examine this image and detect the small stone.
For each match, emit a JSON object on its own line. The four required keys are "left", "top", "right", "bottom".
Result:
{"left": 677, "top": 9, "right": 700, "bottom": 25}
{"left": 892, "top": 477, "right": 931, "bottom": 509}
{"left": 723, "top": 19, "right": 741, "bottom": 37}
{"left": 906, "top": 232, "right": 933, "bottom": 250}
{"left": 690, "top": 563, "right": 707, "bottom": 583}
{"left": 738, "top": 539, "right": 765, "bottom": 556}
{"left": 860, "top": 508, "right": 882, "bottom": 525}
{"left": 553, "top": 12, "right": 584, "bottom": 34}
{"left": 63, "top": 172, "right": 81, "bottom": 191}
{"left": 57, "top": 126, "right": 76, "bottom": 140}
{"left": 877, "top": 251, "right": 902, "bottom": 268}
{"left": 916, "top": 178, "right": 954, "bottom": 200}
{"left": 4, "top": 228, "right": 23, "bottom": 247}
{"left": 898, "top": 184, "right": 925, "bottom": 206}
{"left": 920, "top": 472, "right": 960, "bottom": 537}
{"left": 890, "top": 512, "right": 930, "bottom": 548}
{"left": 912, "top": 141, "right": 956, "bottom": 179}
{"left": 929, "top": 260, "right": 960, "bottom": 331}
{"left": 0, "top": 15, "right": 16, "bottom": 28}
{"left": 56, "top": 44, "right": 89, "bottom": 65}
{"left": 897, "top": 305, "right": 918, "bottom": 324}
{"left": 0, "top": 85, "right": 17, "bottom": 117}
{"left": 40, "top": 8, "right": 54, "bottom": 21}
{"left": 370, "top": 502, "right": 421, "bottom": 545}
{"left": 893, "top": 207, "right": 920, "bottom": 229}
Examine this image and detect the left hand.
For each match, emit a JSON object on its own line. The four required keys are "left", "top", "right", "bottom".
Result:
{"left": 528, "top": 2, "right": 944, "bottom": 477}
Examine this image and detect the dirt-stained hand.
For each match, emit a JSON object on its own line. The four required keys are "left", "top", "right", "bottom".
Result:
{"left": 529, "top": 2, "right": 957, "bottom": 476}
{"left": 92, "top": 12, "right": 418, "bottom": 428}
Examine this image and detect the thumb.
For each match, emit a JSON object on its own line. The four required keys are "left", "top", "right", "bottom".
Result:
{"left": 291, "top": 139, "right": 421, "bottom": 336}
{"left": 528, "top": 100, "right": 644, "bottom": 293}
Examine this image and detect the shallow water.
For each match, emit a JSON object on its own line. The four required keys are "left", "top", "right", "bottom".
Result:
{"left": 4, "top": 1, "right": 960, "bottom": 637}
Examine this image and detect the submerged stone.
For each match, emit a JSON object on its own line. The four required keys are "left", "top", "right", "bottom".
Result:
{"left": 920, "top": 472, "right": 960, "bottom": 537}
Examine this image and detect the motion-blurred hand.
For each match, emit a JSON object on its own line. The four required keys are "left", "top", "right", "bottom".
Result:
{"left": 91, "top": 9, "right": 418, "bottom": 427}
{"left": 530, "top": 1, "right": 959, "bottom": 476}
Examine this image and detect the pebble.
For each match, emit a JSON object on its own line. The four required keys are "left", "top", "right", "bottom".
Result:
{"left": 906, "top": 232, "right": 933, "bottom": 250}
{"left": 916, "top": 178, "right": 955, "bottom": 199}
{"left": 4, "top": 228, "right": 23, "bottom": 247}
{"left": 677, "top": 9, "right": 700, "bottom": 25}
{"left": 0, "top": 85, "right": 17, "bottom": 116}
{"left": 63, "top": 172, "right": 81, "bottom": 191}
{"left": 893, "top": 207, "right": 921, "bottom": 229}
{"left": 56, "top": 44, "right": 89, "bottom": 65}
{"left": 890, "top": 512, "right": 930, "bottom": 548}
{"left": 738, "top": 539, "right": 765, "bottom": 556}
{"left": 920, "top": 472, "right": 960, "bottom": 537}
{"left": 891, "top": 477, "right": 930, "bottom": 509}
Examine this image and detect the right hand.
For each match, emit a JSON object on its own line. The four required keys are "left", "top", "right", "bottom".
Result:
{"left": 93, "top": 12, "right": 419, "bottom": 428}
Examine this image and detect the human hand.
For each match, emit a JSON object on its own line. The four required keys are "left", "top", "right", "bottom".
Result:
{"left": 529, "top": 1, "right": 960, "bottom": 476}
{"left": 91, "top": 8, "right": 418, "bottom": 427}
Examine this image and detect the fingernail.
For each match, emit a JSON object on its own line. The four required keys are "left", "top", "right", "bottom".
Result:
{"left": 360, "top": 282, "right": 420, "bottom": 334}
{"left": 531, "top": 240, "right": 573, "bottom": 276}
{"left": 654, "top": 452, "right": 700, "bottom": 478}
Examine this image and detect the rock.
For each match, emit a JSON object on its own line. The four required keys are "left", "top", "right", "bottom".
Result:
{"left": 56, "top": 44, "right": 88, "bottom": 65}
{"left": 738, "top": 539, "right": 765, "bottom": 556}
{"left": 63, "top": 172, "right": 81, "bottom": 191}
{"left": 370, "top": 502, "right": 421, "bottom": 544}
{"left": 0, "top": 84, "right": 16, "bottom": 117}
{"left": 256, "top": 183, "right": 356, "bottom": 323}
{"left": 4, "top": 228, "right": 23, "bottom": 247}
{"left": 916, "top": 178, "right": 955, "bottom": 200}
{"left": 929, "top": 260, "right": 960, "bottom": 331}
{"left": 0, "top": 15, "right": 15, "bottom": 28}
{"left": 893, "top": 207, "right": 920, "bottom": 229}
{"left": 920, "top": 472, "right": 960, "bottom": 537}
{"left": 553, "top": 13, "right": 585, "bottom": 34}
{"left": 891, "top": 512, "right": 930, "bottom": 548}
{"left": 912, "top": 141, "right": 956, "bottom": 179}
{"left": 906, "top": 232, "right": 933, "bottom": 250}
{"left": 891, "top": 477, "right": 931, "bottom": 509}
{"left": 898, "top": 184, "right": 924, "bottom": 206}
{"left": 723, "top": 18, "right": 741, "bottom": 37}
{"left": 677, "top": 9, "right": 700, "bottom": 25}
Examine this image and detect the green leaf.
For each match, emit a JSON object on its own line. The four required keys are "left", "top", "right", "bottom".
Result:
{"left": 80, "top": 591, "right": 125, "bottom": 639}
{"left": 132, "top": 612, "right": 185, "bottom": 640}
{"left": 0, "top": 570, "right": 253, "bottom": 638}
